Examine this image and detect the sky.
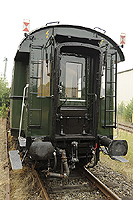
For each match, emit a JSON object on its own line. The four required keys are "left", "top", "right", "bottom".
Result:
{"left": 0, "top": 0, "right": 133, "bottom": 86}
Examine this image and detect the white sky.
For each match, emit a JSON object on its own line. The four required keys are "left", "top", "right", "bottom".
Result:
{"left": 0, "top": 0, "right": 132, "bottom": 86}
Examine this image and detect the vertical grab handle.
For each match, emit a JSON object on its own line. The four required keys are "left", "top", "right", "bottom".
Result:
{"left": 18, "top": 84, "right": 29, "bottom": 139}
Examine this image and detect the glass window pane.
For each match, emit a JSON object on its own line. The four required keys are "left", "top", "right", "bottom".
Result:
{"left": 66, "top": 62, "right": 82, "bottom": 98}
{"left": 38, "top": 61, "right": 51, "bottom": 97}
{"left": 42, "top": 61, "right": 50, "bottom": 96}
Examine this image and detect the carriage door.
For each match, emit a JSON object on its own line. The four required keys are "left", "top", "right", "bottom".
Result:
{"left": 57, "top": 55, "right": 86, "bottom": 135}
{"left": 57, "top": 53, "right": 100, "bottom": 136}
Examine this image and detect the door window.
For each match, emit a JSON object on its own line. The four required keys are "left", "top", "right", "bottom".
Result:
{"left": 38, "top": 60, "right": 51, "bottom": 97}
{"left": 60, "top": 56, "right": 85, "bottom": 100}
{"left": 66, "top": 62, "right": 82, "bottom": 98}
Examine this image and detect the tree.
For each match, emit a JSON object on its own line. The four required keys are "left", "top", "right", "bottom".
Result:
{"left": 0, "top": 77, "right": 10, "bottom": 118}
{"left": 118, "top": 101, "right": 125, "bottom": 117}
{"left": 123, "top": 98, "right": 133, "bottom": 122}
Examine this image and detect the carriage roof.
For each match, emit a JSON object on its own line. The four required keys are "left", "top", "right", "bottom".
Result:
{"left": 15, "top": 24, "right": 124, "bottom": 63}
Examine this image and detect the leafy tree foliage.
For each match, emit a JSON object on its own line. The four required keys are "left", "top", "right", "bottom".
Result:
{"left": 118, "top": 100, "right": 133, "bottom": 122}
{"left": 0, "top": 77, "right": 10, "bottom": 118}
{"left": 123, "top": 98, "right": 133, "bottom": 122}
{"left": 118, "top": 101, "right": 125, "bottom": 117}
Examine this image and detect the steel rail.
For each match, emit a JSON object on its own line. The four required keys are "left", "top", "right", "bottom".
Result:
{"left": 115, "top": 122, "right": 133, "bottom": 133}
{"left": 84, "top": 167, "right": 121, "bottom": 200}
{"left": 32, "top": 166, "right": 50, "bottom": 200}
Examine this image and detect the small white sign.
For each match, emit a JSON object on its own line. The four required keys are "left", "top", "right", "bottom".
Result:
{"left": 120, "top": 33, "right": 126, "bottom": 45}
{"left": 23, "top": 19, "right": 30, "bottom": 33}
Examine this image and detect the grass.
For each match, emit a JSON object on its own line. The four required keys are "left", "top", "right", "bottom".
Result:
{"left": 0, "top": 118, "right": 7, "bottom": 200}
{"left": 10, "top": 166, "right": 41, "bottom": 200}
{"left": 100, "top": 129, "right": 133, "bottom": 180}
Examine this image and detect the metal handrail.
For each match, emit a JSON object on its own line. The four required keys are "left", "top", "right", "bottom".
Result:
{"left": 18, "top": 84, "right": 29, "bottom": 139}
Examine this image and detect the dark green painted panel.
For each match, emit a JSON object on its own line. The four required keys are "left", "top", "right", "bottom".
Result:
{"left": 98, "top": 98, "right": 113, "bottom": 138}
{"left": 26, "top": 97, "right": 52, "bottom": 137}
{"left": 10, "top": 99, "right": 21, "bottom": 129}
{"left": 12, "top": 61, "right": 27, "bottom": 96}
{"left": 10, "top": 61, "right": 27, "bottom": 129}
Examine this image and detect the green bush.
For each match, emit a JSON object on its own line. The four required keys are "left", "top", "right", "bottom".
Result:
{"left": 0, "top": 77, "right": 10, "bottom": 118}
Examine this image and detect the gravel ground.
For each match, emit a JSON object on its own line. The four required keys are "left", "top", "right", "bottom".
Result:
{"left": 89, "top": 162, "right": 133, "bottom": 199}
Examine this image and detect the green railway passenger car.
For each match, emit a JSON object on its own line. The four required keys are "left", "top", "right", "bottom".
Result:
{"left": 10, "top": 23, "right": 128, "bottom": 174}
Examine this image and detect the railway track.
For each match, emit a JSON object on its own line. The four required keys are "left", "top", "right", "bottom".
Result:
{"left": 32, "top": 166, "right": 50, "bottom": 200}
{"left": 83, "top": 167, "right": 121, "bottom": 200}
{"left": 33, "top": 165, "right": 122, "bottom": 200}
{"left": 115, "top": 123, "right": 133, "bottom": 133}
